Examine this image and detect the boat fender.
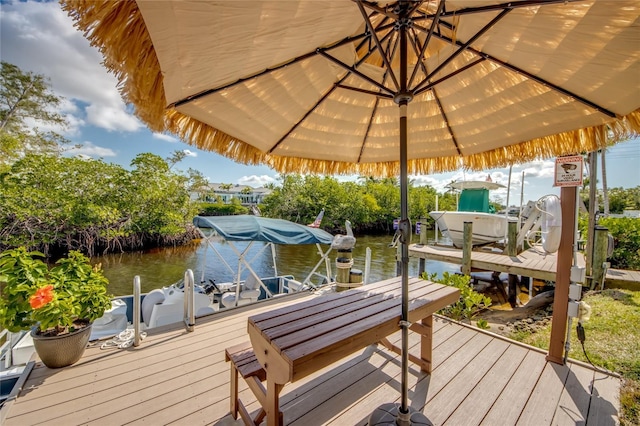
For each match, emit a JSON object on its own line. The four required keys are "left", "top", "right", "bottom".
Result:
{"left": 540, "top": 195, "right": 562, "bottom": 254}
{"left": 141, "top": 289, "right": 165, "bottom": 327}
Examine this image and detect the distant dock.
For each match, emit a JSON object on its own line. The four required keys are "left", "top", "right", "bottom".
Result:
{"left": 605, "top": 268, "right": 640, "bottom": 290}
{"left": 409, "top": 244, "right": 573, "bottom": 282}
{"left": 409, "top": 243, "right": 638, "bottom": 289}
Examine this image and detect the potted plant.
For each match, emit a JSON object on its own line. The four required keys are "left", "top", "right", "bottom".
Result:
{"left": 0, "top": 248, "right": 112, "bottom": 368}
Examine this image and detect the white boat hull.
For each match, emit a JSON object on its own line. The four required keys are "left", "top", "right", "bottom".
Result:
{"left": 430, "top": 211, "right": 511, "bottom": 248}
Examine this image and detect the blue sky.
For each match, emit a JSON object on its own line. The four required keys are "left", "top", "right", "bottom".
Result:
{"left": 1, "top": 0, "right": 638, "bottom": 205}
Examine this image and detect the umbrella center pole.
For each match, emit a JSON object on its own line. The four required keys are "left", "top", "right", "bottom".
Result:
{"left": 369, "top": 4, "right": 429, "bottom": 424}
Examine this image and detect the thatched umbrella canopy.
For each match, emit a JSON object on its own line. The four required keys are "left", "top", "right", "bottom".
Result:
{"left": 62, "top": 0, "right": 639, "bottom": 178}
{"left": 62, "top": 1, "right": 639, "bottom": 423}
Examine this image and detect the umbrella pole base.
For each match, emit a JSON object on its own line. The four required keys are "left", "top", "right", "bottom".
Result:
{"left": 368, "top": 403, "right": 430, "bottom": 425}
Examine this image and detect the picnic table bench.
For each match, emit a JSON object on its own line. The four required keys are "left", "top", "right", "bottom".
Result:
{"left": 228, "top": 276, "right": 460, "bottom": 425}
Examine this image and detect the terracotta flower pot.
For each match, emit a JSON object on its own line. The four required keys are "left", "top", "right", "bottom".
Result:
{"left": 31, "top": 323, "right": 92, "bottom": 368}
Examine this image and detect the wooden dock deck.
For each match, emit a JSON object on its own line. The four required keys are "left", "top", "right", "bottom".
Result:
{"left": 604, "top": 268, "right": 640, "bottom": 290}
{"left": 409, "top": 244, "right": 577, "bottom": 282}
{"left": 1, "top": 289, "right": 620, "bottom": 426}
{"left": 409, "top": 244, "right": 638, "bottom": 289}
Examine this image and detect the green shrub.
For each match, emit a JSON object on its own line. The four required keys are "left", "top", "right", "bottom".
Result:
{"left": 599, "top": 217, "right": 640, "bottom": 270}
{"left": 422, "top": 271, "right": 492, "bottom": 322}
{"left": 579, "top": 216, "right": 640, "bottom": 270}
{"left": 198, "top": 201, "right": 249, "bottom": 216}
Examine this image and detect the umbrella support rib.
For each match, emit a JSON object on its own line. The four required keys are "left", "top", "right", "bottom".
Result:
{"left": 317, "top": 50, "right": 395, "bottom": 96}
{"left": 433, "top": 92, "right": 462, "bottom": 156}
{"left": 414, "top": 8, "right": 511, "bottom": 93}
{"left": 356, "top": 0, "right": 400, "bottom": 91}
{"left": 408, "top": 0, "right": 444, "bottom": 88}
{"left": 429, "top": 30, "right": 618, "bottom": 118}
{"left": 415, "top": 0, "right": 582, "bottom": 20}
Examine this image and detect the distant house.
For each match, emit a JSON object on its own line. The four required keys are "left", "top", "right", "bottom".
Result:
{"left": 192, "top": 183, "right": 272, "bottom": 206}
{"left": 609, "top": 210, "right": 640, "bottom": 219}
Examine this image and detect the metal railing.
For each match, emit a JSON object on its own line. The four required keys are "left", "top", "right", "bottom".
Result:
{"left": 133, "top": 276, "right": 141, "bottom": 347}
{"left": 183, "top": 269, "right": 195, "bottom": 332}
{"left": 0, "top": 328, "right": 12, "bottom": 368}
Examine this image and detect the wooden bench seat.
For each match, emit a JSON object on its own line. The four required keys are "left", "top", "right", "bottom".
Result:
{"left": 225, "top": 341, "right": 271, "bottom": 426}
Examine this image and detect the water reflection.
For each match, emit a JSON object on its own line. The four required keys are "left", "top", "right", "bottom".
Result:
{"left": 95, "top": 233, "right": 459, "bottom": 296}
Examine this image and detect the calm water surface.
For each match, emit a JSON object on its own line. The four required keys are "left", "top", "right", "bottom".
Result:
{"left": 94, "top": 232, "right": 459, "bottom": 296}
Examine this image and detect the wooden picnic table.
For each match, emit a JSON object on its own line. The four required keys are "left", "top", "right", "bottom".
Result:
{"left": 247, "top": 276, "right": 460, "bottom": 425}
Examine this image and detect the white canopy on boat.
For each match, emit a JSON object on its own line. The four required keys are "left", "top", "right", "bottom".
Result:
{"left": 449, "top": 181, "right": 506, "bottom": 191}
{"left": 193, "top": 215, "right": 334, "bottom": 245}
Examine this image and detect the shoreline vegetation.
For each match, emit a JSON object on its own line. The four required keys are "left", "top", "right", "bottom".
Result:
{"left": 2, "top": 156, "right": 639, "bottom": 269}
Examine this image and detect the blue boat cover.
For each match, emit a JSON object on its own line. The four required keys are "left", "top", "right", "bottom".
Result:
{"left": 193, "top": 215, "right": 334, "bottom": 245}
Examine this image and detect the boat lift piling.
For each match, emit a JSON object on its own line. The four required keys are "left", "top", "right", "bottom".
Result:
{"left": 461, "top": 222, "right": 473, "bottom": 276}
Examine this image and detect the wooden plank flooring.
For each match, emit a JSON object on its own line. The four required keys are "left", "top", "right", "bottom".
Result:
{"left": 2, "top": 290, "right": 620, "bottom": 426}
{"left": 605, "top": 268, "right": 640, "bottom": 290}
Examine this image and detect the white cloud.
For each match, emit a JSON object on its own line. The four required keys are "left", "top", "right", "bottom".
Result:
{"left": 85, "top": 104, "right": 141, "bottom": 132}
{"left": 519, "top": 160, "right": 556, "bottom": 179}
{"left": 183, "top": 149, "right": 198, "bottom": 157}
{"left": 410, "top": 175, "right": 441, "bottom": 188}
{"left": 153, "top": 133, "right": 179, "bottom": 143}
{"left": 0, "top": 1, "right": 143, "bottom": 134}
{"left": 66, "top": 142, "right": 117, "bottom": 158}
{"left": 238, "top": 175, "right": 276, "bottom": 187}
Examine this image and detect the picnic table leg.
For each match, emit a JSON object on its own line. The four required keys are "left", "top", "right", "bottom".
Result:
{"left": 229, "top": 362, "right": 239, "bottom": 418}
{"left": 266, "top": 379, "right": 284, "bottom": 426}
{"left": 419, "top": 316, "right": 433, "bottom": 374}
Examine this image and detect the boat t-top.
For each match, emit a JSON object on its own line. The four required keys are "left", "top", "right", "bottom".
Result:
{"left": 429, "top": 180, "right": 515, "bottom": 248}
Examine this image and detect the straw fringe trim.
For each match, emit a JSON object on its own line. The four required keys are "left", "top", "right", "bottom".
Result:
{"left": 62, "top": 0, "right": 166, "bottom": 132}
{"left": 61, "top": 0, "right": 640, "bottom": 178}
{"left": 266, "top": 110, "right": 639, "bottom": 177}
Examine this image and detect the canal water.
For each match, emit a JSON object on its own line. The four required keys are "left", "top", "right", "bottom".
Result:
{"left": 95, "top": 232, "right": 459, "bottom": 296}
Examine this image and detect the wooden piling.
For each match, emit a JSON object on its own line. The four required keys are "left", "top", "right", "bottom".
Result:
{"left": 507, "top": 221, "right": 518, "bottom": 256}
{"left": 547, "top": 186, "right": 576, "bottom": 365}
{"left": 590, "top": 225, "right": 609, "bottom": 290}
{"left": 418, "top": 219, "right": 426, "bottom": 275}
{"left": 461, "top": 222, "right": 472, "bottom": 276}
{"left": 507, "top": 221, "right": 519, "bottom": 306}
{"left": 419, "top": 219, "right": 427, "bottom": 245}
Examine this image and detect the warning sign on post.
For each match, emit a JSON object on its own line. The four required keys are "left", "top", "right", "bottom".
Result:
{"left": 554, "top": 155, "right": 583, "bottom": 187}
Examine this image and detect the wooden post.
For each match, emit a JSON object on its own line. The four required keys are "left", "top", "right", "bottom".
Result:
{"left": 586, "top": 148, "right": 599, "bottom": 275}
{"left": 508, "top": 275, "right": 520, "bottom": 308}
{"left": 547, "top": 186, "right": 577, "bottom": 364}
{"left": 419, "top": 219, "right": 426, "bottom": 275}
{"left": 507, "top": 221, "right": 518, "bottom": 256}
{"left": 507, "top": 221, "right": 520, "bottom": 306}
{"left": 591, "top": 225, "right": 609, "bottom": 290}
{"left": 461, "top": 222, "right": 472, "bottom": 276}
{"left": 419, "top": 219, "right": 427, "bottom": 245}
